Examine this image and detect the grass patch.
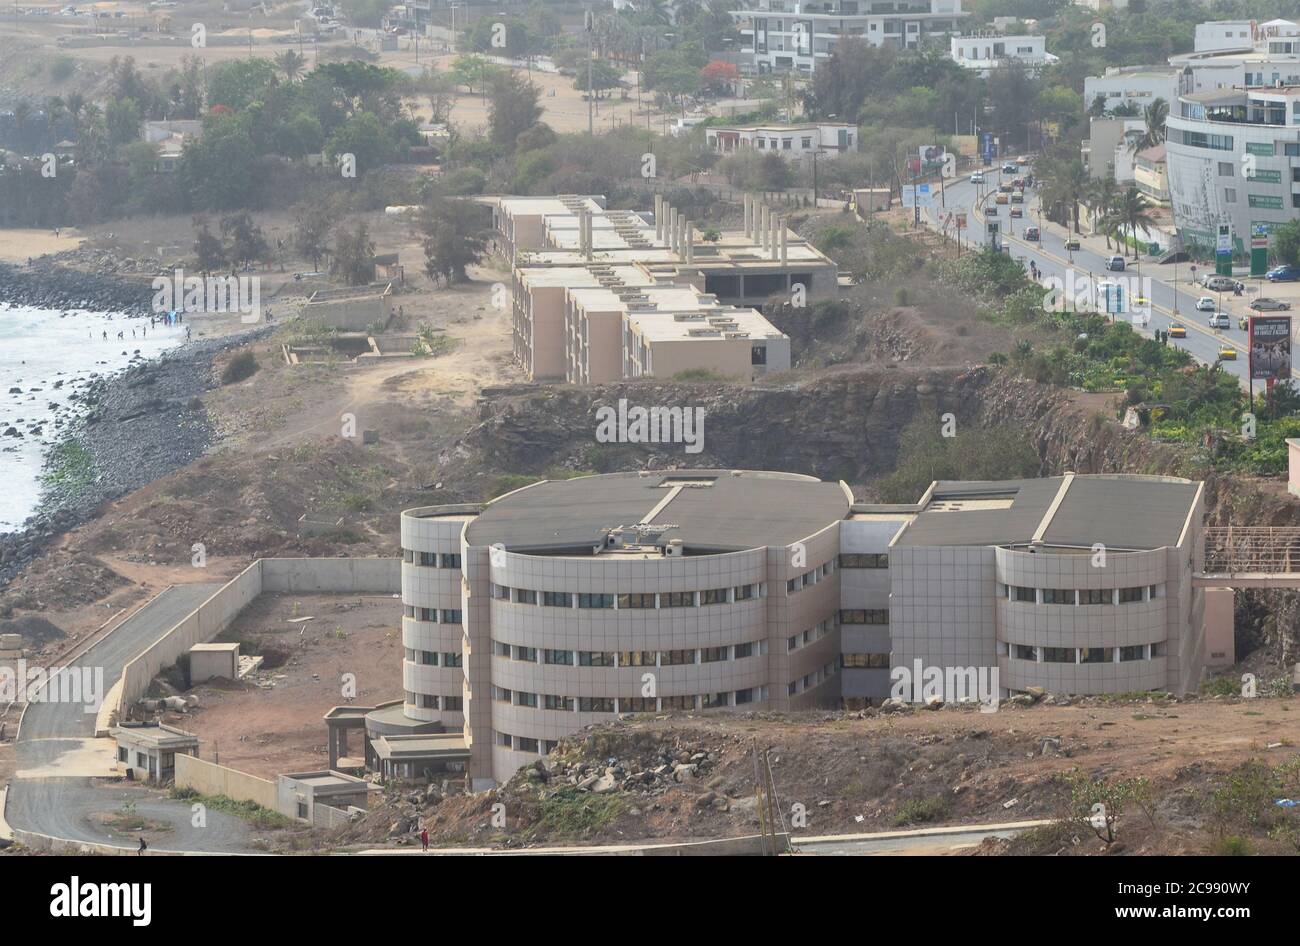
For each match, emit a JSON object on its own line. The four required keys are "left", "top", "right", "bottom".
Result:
{"left": 528, "top": 787, "right": 628, "bottom": 838}
{"left": 169, "top": 787, "right": 296, "bottom": 829}
{"left": 40, "top": 439, "right": 95, "bottom": 493}
{"left": 892, "top": 794, "right": 950, "bottom": 827}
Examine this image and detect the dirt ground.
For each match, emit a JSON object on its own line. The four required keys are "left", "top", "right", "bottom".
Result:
{"left": 162, "top": 592, "right": 403, "bottom": 777}
{"left": 344, "top": 694, "right": 1300, "bottom": 851}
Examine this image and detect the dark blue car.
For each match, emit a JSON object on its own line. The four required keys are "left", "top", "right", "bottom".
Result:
{"left": 1266, "top": 265, "right": 1300, "bottom": 281}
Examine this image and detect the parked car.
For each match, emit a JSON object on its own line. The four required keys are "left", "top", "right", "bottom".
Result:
{"left": 1200, "top": 274, "right": 1241, "bottom": 291}
{"left": 1208, "top": 312, "right": 1231, "bottom": 329}
{"left": 1266, "top": 265, "right": 1300, "bottom": 282}
{"left": 1218, "top": 345, "right": 1238, "bottom": 360}
{"left": 1064, "top": 239, "right": 1080, "bottom": 251}
{"left": 1169, "top": 323, "right": 1187, "bottom": 338}
{"left": 1024, "top": 226, "right": 1039, "bottom": 241}
{"left": 1107, "top": 255, "right": 1126, "bottom": 271}
{"left": 1196, "top": 296, "right": 1217, "bottom": 311}
{"left": 1250, "top": 297, "right": 1292, "bottom": 311}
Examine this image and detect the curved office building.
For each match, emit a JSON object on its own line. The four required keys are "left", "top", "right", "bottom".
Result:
{"left": 396, "top": 470, "right": 1218, "bottom": 787}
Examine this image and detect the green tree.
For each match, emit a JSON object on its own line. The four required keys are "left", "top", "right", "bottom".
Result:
{"left": 192, "top": 216, "right": 226, "bottom": 275}
{"left": 488, "top": 72, "right": 543, "bottom": 150}
{"left": 1130, "top": 97, "right": 1168, "bottom": 154}
{"left": 207, "top": 58, "right": 278, "bottom": 113}
{"left": 1274, "top": 219, "right": 1300, "bottom": 267}
{"left": 421, "top": 196, "right": 488, "bottom": 285}
{"left": 221, "top": 211, "right": 269, "bottom": 268}
{"left": 333, "top": 220, "right": 376, "bottom": 286}
{"left": 294, "top": 202, "right": 336, "bottom": 272}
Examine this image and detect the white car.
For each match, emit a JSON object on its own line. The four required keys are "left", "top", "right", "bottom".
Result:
{"left": 1195, "top": 296, "right": 1216, "bottom": 311}
{"left": 1208, "top": 312, "right": 1231, "bottom": 329}
{"left": 970, "top": 172, "right": 984, "bottom": 184}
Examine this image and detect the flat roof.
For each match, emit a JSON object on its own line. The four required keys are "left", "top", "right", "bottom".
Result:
{"left": 893, "top": 475, "right": 1199, "bottom": 550}
{"left": 464, "top": 470, "right": 849, "bottom": 553}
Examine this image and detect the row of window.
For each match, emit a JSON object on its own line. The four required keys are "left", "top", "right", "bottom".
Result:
{"left": 402, "top": 549, "right": 462, "bottom": 569}
{"left": 493, "top": 687, "right": 768, "bottom": 719}
{"left": 404, "top": 691, "right": 465, "bottom": 711}
{"left": 403, "top": 606, "right": 464, "bottom": 624}
{"left": 1005, "top": 585, "right": 1159, "bottom": 606}
{"left": 785, "top": 560, "right": 835, "bottom": 593}
{"left": 840, "top": 608, "right": 889, "bottom": 625}
{"left": 841, "top": 652, "right": 890, "bottom": 669}
{"left": 492, "top": 642, "right": 767, "bottom": 667}
{"left": 840, "top": 553, "right": 889, "bottom": 569}
{"left": 403, "top": 649, "right": 464, "bottom": 668}
{"left": 787, "top": 662, "right": 837, "bottom": 696}
{"left": 787, "top": 618, "right": 834, "bottom": 652}
{"left": 1010, "top": 643, "right": 1166, "bottom": 664}
{"left": 491, "top": 584, "right": 763, "bottom": 610}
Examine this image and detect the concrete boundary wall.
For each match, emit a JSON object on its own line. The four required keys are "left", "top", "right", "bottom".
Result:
{"left": 117, "top": 558, "right": 399, "bottom": 715}
{"left": 175, "top": 755, "right": 277, "bottom": 810}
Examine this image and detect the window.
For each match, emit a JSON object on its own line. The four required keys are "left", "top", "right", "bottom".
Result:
{"left": 734, "top": 642, "right": 754, "bottom": 659}
{"left": 420, "top": 651, "right": 438, "bottom": 666}
{"left": 1011, "top": 586, "right": 1035, "bottom": 603}
{"left": 787, "top": 636, "right": 799, "bottom": 653}
{"left": 661, "top": 591, "right": 695, "bottom": 608}
{"left": 1150, "top": 642, "right": 1166, "bottom": 657}
{"left": 618, "top": 651, "right": 656, "bottom": 667}
{"left": 542, "top": 591, "right": 571, "bottom": 607}
{"left": 701, "top": 588, "right": 728, "bottom": 605}
{"left": 495, "top": 641, "right": 511, "bottom": 658}
{"left": 444, "top": 696, "right": 463, "bottom": 711}
{"left": 440, "top": 552, "right": 461, "bottom": 569}
{"left": 1118, "top": 586, "right": 1145, "bottom": 603}
{"left": 403, "top": 549, "right": 414, "bottom": 563}
{"left": 801, "top": 136, "right": 812, "bottom": 148}
{"left": 578, "top": 651, "right": 615, "bottom": 667}
{"left": 1080, "top": 647, "right": 1109, "bottom": 663}
{"left": 662, "top": 695, "right": 695, "bottom": 710}
{"left": 544, "top": 694, "right": 574, "bottom": 711}
{"left": 498, "top": 732, "right": 513, "bottom": 747}
{"left": 440, "top": 609, "right": 462, "bottom": 624}
{"left": 661, "top": 649, "right": 695, "bottom": 665}
{"left": 513, "top": 646, "right": 537, "bottom": 662}
{"left": 514, "top": 588, "right": 537, "bottom": 605}
{"left": 517, "top": 736, "right": 539, "bottom": 753}
{"left": 840, "top": 609, "right": 888, "bottom": 624}
{"left": 544, "top": 649, "right": 573, "bottom": 666}
{"left": 701, "top": 692, "right": 729, "bottom": 708}
{"left": 840, "top": 553, "right": 888, "bottom": 568}
{"left": 701, "top": 646, "right": 728, "bottom": 663}
{"left": 1014, "top": 644, "right": 1037, "bottom": 661}
{"left": 617, "top": 592, "right": 656, "bottom": 609}
{"left": 841, "top": 653, "right": 889, "bottom": 668}
{"left": 514, "top": 691, "right": 538, "bottom": 708}
{"left": 444, "top": 652, "right": 462, "bottom": 668}
{"left": 1041, "top": 589, "right": 1075, "bottom": 605}
{"left": 418, "top": 551, "right": 438, "bottom": 566}
{"left": 578, "top": 697, "right": 615, "bottom": 713}
{"left": 421, "top": 694, "right": 439, "bottom": 709}
{"left": 1042, "top": 647, "right": 1074, "bottom": 663}
{"left": 417, "top": 607, "right": 435, "bottom": 622}
{"left": 578, "top": 593, "right": 614, "bottom": 609}
{"left": 734, "top": 584, "right": 757, "bottom": 601}
{"left": 735, "top": 688, "right": 755, "bottom": 705}
{"left": 786, "top": 578, "right": 800, "bottom": 593}
{"left": 1224, "top": 188, "right": 1237, "bottom": 204}
{"left": 118, "top": 747, "right": 128, "bottom": 762}
{"left": 788, "top": 681, "right": 798, "bottom": 696}
{"left": 620, "top": 697, "right": 656, "bottom": 712}
{"left": 492, "top": 583, "right": 510, "bottom": 600}
{"left": 1119, "top": 645, "right": 1145, "bottom": 662}
{"left": 1078, "top": 589, "right": 1111, "bottom": 605}
{"left": 494, "top": 686, "right": 512, "bottom": 702}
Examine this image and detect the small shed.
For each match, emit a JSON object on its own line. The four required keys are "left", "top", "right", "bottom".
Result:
{"left": 111, "top": 722, "right": 199, "bottom": 782}
{"left": 190, "top": 642, "right": 240, "bottom": 683}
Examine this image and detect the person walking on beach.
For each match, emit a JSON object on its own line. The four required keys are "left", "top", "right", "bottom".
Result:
{"left": 185, "top": 326, "right": 191, "bottom": 341}
{"left": 102, "top": 331, "right": 107, "bottom": 341}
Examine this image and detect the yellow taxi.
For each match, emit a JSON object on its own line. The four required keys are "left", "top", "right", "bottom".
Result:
{"left": 1218, "top": 346, "right": 1237, "bottom": 360}
{"left": 1169, "top": 323, "right": 1187, "bottom": 338}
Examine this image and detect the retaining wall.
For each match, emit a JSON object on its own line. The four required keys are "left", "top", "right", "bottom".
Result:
{"left": 262, "top": 557, "right": 400, "bottom": 594}
{"left": 175, "top": 754, "right": 277, "bottom": 810}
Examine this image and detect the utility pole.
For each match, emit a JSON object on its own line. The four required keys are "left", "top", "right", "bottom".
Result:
{"left": 586, "top": 8, "right": 594, "bottom": 136}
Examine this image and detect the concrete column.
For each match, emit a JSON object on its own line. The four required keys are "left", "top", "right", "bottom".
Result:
{"left": 743, "top": 195, "right": 753, "bottom": 237}
{"left": 669, "top": 207, "right": 679, "bottom": 252}
{"left": 780, "top": 217, "right": 788, "bottom": 264}
{"left": 678, "top": 216, "right": 687, "bottom": 259}
{"left": 654, "top": 194, "right": 664, "bottom": 240}
{"left": 760, "top": 205, "right": 770, "bottom": 252}
{"left": 685, "top": 221, "right": 694, "bottom": 264}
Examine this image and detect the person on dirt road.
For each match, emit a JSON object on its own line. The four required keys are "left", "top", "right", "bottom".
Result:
{"left": 420, "top": 826, "right": 429, "bottom": 852}
{"left": 138, "top": 836, "right": 147, "bottom": 855}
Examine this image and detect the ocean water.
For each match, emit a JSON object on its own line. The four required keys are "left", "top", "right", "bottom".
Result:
{"left": 0, "top": 303, "right": 186, "bottom": 533}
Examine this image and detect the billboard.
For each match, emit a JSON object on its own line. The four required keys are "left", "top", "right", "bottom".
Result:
{"left": 1249, "top": 315, "right": 1292, "bottom": 381}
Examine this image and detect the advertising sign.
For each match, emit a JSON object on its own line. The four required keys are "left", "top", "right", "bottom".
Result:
{"left": 1249, "top": 315, "right": 1293, "bottom": 381}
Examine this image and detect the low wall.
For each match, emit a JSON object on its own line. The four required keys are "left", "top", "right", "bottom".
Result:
{"left": 312, "top": 804, "right": 356, "bottom": 830}
{"left": 262, "top": 557, "right": 399, "bottom": 594}
{"left": 175, "top": 754, "right": 276, "bottom": 811}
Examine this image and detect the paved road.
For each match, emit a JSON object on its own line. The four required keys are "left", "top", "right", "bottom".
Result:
{"left": 792, "top": 820, "right": 1049, "bottom": 855}
{"left": 922, "top": 164, "right": 1299, "bottom": 389}
{"left": 5, "top": 582, "right": 260, "bottom": 853}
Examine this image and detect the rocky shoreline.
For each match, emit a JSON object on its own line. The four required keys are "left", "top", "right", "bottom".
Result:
{"left": 0, "top": 260, "right": 153, "bottom": 316}
{"left": 0, "top": 266, "right": 271, "bottom": 585}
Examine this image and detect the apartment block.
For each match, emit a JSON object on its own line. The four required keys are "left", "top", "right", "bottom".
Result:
{"left": 949, "top": 33, "right": 1057, "bottom": 76}
{"left": 394, "top": 470, "right": 1216, "bottom": 786}
{"left": 492, "top": 193, "right": 833, "bottom": 382}
{"left": 704, "top": 122, "right": 857, "bottom": 163}
{"left": 729, "top": 0, "right": 969, "bottom": 74}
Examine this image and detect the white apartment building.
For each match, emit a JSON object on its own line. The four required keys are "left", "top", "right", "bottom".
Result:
{"left": 1084, "top": 66, "right": 1184, "bottom": 115}
{"left": 729, "top": 0, "right": 968, "bottom": 74}
{"left": 949, "top": 33, "right": 1057, "bottom": 76}
{"left": 1165, "top": 85, "right": 1300, "bottom": 254}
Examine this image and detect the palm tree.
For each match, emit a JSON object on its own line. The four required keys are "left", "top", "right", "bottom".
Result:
{"left": 275, "top": 49, "right": 306, "bottom": 82}
{"left": 1113, "top": 186, "right": 1157, "bottom": 260}
{"left": 1038, "top": 156, "right": 1090, "bottom": 234}
{"left": 1089, "top": 173, "right": 1123, "bottom": 249}
{"left": 1130, "top": 97, "right": 1168, "bottom": 154}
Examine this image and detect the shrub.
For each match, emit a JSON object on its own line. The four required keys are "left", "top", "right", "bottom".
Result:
{"left": 221, "top": 351, "right": 258, "bottom": 384}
